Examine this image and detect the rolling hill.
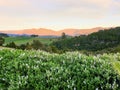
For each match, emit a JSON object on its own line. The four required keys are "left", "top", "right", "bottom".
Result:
{"left": 52, "top": 27, "right": 120, "bottom": 51}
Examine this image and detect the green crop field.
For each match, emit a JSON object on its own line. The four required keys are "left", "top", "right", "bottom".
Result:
{"left": 0, "top": 49, "right": 120, "bottom": 89}
{"left": 4, "top": 37, "right": 57, "bottom": 45}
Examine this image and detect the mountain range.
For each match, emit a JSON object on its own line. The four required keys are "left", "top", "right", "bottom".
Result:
{"left": 0, "top": 27, "right": 109, "bottom": 36}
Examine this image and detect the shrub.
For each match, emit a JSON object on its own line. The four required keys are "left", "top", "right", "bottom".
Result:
{"left": 0, "top": 49, "right": 120, "bottom": 89}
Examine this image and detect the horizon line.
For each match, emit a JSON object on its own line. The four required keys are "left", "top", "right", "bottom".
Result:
{"left": 0, "top": 26, "right": 117, "bottom": 31}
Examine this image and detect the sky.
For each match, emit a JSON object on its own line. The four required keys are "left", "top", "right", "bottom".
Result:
{"left": 0, "top": 0, "right": 120, "bottom": 31}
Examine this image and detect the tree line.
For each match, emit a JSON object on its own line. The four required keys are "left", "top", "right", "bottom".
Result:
{"left": 0, "top": 27, "right": 120, "bottom": 54}
{"left": 52, "top": 27, "right": 120, "bottom": 53}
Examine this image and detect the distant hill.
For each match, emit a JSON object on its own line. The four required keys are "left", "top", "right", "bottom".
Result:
{"left": 0, "top": 27, "right": 109, "bottom": 36}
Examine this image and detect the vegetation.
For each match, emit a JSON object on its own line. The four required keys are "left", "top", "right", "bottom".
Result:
{"left": 4, "top": 40, "right": 60, "bottom": 53}
{"left": 0, "top": 37, "right": 5, "bottom": 46}
{"left": 31, "top": 40, "right": 44, "bottom": 50}
{"left": 0, "top": 27, "right": 119, "bottom": 54}
{"left": 30, "top": 34, "right": 39, "bottom": 37}
{"left": 4, "top": 36, "right": 56, "bottom": 45}
{"left": 52, "top": 27, "right": 120, "bottom": 52}
{"left": 6, "top": 42, "right": 17, "bottom": 48}
{"left": 61, "top": 32, "right": 67, "bottom": 39}
{"left": 0, "top": 49, "right": 120, "bottom": 89}
{"left": 0, "top": 27, "right": 120, "bottom": 89}
{"left": 0, "top": 33, "right": 9, "bottom": 37}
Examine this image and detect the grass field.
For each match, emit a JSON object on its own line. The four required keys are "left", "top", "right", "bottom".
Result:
{"left": 4, "top": 36, "right": 57, "bottom": 45}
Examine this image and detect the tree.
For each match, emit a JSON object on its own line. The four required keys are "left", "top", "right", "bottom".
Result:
{"left": 25, "top": 43, "right": 32, "bottom": 50}
{"left": 52, "top": 27, "right": 120, "bottom": 52}
{"left": 0, "top": 37, "right": 5, "bottom": 46}
{"left": 31, "top": 40, "right": 43, "bottom": 50}
{"left": 50, "top": 46, "right": 59, "bottom": 53}
{"left": 0, "top": 33, "right": 9, "bottom": 37}
{"left": 61, "top": 32, "right": 66, "bottom": 39}
{"left": 31, "top": 34, "right": 38, "bottom": 37}
{"left": 6, "top": 42, "right": 17, "bottom": 48}
{"left": 19, "top": 44, "right": 26, "bottom": 50}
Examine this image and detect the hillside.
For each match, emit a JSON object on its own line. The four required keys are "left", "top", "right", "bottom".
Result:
{"left": 52, "top": 27, "right": 120, "bottom": 51}
{"left": 0, "top": 49, "right": 120, "bottom": 89}
{"left": 0, "top": 27, "right": 108, "bottom": 36}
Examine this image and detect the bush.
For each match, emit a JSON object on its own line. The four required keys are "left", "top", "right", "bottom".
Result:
{"left": 31, "top": 40, "right": 43, "bottom": 50}
{"left": 0, "top": 49, "right": 120, "bottom": 89}
{"left": 6, "top": 42, "right": 17, "bottom": 48}
{"left": 0, "top": 37, "right": 4, "bottom": 46}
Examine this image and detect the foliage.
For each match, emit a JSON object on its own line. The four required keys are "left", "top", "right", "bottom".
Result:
{"left": 0, "top": 37, "right": 5, "bottom": 46}
{"left": 31, "top": 34, "right": 39, "bottom": 37}
{"left": 0, "top": 49, "right": 120, "bottom": 90}
{"left": 52, "top": 27, "right": 120, "bottom": 51}
{"left": 4, "top": 40, "right": 61, "bottom": 53}
{"left": 4, "top": 36, "right": 56, "bottom": 45}
{"left": 61, "top": 32, "right": 67, "bottom": 39}
{"left": 31, "top": 40, "right": 44, "bottom": 50}
{"left": 6, "top": 42, "right": 17, "bottom": 48}
{"left": 0, "top": 33, "right": 9, "bottom": 37}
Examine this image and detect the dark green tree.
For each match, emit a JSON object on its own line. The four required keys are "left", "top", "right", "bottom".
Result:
{"left": 31, "top": 40, "right": 43, "bottom": 50}
{"left": 6, "top": 42, "right": 17, "bottom": 48}
{"left": 31, "top": 34, "right": 38, "bottom": 37}
{"left": 0, "top": 33, "right": 9, "bottom": 37}
{"left": 0, "top": 37, "right": 4, "bottom": 46}
{"left": 52, "top": 27, "right": 120, "bottom": 52}
{"left": 61, "top": 32, "right": 66, "bottom": 39}
{"left": 19, "top": 44, "right": 26, "bottom": 50}
{"left": 25, "top": 43, "right": 32, "bottom": 50}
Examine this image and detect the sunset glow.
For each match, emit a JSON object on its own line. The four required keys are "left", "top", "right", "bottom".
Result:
{"left": 0, "top": 0, "right": 119, "bottom": 30}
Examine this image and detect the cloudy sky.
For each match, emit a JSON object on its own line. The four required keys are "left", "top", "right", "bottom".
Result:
{"left": 0, "top": 0, "right": 119, "bottom": 30}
